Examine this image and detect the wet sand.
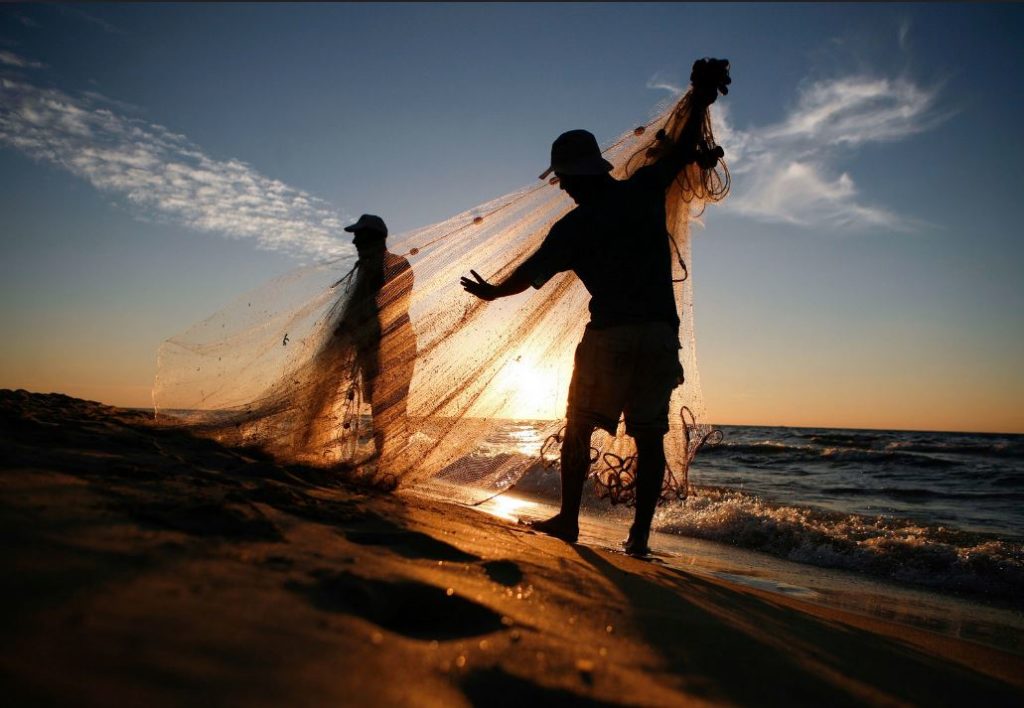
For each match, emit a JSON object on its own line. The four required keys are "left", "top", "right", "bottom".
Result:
{"left": 2, "top": 389, "right": 1022, "bottom": 706}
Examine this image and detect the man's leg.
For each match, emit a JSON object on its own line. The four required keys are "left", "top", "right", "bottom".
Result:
{"left": 625, "top": 432, "right": 667, "bottom": 555}
{"left": 356, "top": 350, "right": 385, "bottom": 460}
{"left": 531, "top": 325, "right": 622, "bottom": 543}
{"left": 529, "top": 416, "right": 594, "bottom": 543}
{"left": 559, "top": 417, "right": 595, "bottom": 523}
{"left": 622, "top": 323, "right": 681, "bottom": 555}
{"left": 374, "top": 378, "right": 412, "bottom": 471}
{"left": 374, "top": 330, "right": 416, "bottom": 471}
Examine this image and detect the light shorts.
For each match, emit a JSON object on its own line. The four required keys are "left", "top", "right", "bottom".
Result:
{"left": 567, "top": 321, "right": 684, "bottom": 437}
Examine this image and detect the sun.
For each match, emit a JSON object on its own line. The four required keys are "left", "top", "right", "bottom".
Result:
{"left": 495, "top": 355, "right": 566, "bottom": 421}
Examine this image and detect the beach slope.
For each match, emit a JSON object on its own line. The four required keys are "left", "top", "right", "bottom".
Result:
{"left": 1, "top": 389, "right": 1021, "bottom": 706}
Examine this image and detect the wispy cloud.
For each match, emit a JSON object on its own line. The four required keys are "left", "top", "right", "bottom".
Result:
{"left": 710, "top": 73, "right": 947, "bottom": 231}
{"left": 57, "top": 5, "right": 123, "bottom": 35}
{"left": 80, "top": 89, "right": 144, "bottom": 116}
{"left": 0, "top": 77, "right": 350, "bottom": 258}
{"left": 646, "top": 71, "right": 685, "bottom": 97}
{"left": 0, "top": 50, "right": 46, "bottom": 70}
{"left": 898, "top": 18, "right": 911, "bottom": 53}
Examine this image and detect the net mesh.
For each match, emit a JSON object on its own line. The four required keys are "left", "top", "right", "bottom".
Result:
{"left": 152, "top": 87, "right": 728, "bottom": 507}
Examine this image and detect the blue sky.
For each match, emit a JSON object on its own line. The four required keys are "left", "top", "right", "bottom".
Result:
{"left": 1, "top": 3, "right": 1022, "bottom": 432}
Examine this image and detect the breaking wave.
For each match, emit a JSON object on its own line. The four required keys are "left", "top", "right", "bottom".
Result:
{"left": 439, "top": 423, "right": 1024, "bottom": 605}
{"left": 701, "top": 440, "right": 962, "bottom": 469}
{"left": 656, "top": 487, "right": 1024, "bottom": 605}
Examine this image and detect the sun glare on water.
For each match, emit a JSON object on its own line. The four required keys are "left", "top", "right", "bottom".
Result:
{"left": 484, "top": 494, "right": 544, "bottom": 522}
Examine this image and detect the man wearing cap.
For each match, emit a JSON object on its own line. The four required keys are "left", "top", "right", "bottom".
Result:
{"left": 461, "top": 59, "right": 729, "bottom": 555}
{"left": 340, "top": 214, "right": 416, "bottom": 469}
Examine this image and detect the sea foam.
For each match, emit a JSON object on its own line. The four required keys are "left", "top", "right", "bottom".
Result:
{"left": 656, "top": 487, "right": 1024, "bottom": 604}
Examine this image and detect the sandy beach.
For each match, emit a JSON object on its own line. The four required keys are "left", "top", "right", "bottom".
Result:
{"left": 1, "top": 389, "right": 1022, "bottom": 707}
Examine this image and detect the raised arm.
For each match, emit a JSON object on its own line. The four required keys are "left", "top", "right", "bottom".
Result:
{"left": 643, "top": 58, "right": 732, "bottom": 189}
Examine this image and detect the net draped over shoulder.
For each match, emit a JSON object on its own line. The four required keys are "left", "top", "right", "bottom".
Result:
{"left": 152, "top": 88, "right": 728, "bottom": 503}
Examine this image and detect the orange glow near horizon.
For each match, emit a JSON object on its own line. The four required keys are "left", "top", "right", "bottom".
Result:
{"left": 488, "top": 355, "right": 566, "bottom": 421}
{"left": 4, "top": 349, "right": 1024, "bottom": 433}
{"left": 2, "top": 366, "right": 1022, "bottom": 433}
{"left": 702, "top": 377, "right": 1024, "bottom": 434}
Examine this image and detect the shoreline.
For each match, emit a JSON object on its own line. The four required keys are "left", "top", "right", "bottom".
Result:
{"left": 445, "top": 486, "right": 1024, "bottom": 655}
{"left": 2, "top": 390, "right": 1023, "bottom": 705}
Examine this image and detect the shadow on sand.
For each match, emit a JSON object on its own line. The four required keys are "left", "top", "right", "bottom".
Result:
{"left": 572, "top": 545, "right": 1022, "bottom": 706}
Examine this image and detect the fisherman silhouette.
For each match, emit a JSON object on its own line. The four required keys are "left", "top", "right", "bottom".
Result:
{"left": 338, "top": 214, "right": 416, "bottom": 469}
{"left": 461, "top": 58, "right": 731, "bottom": 556}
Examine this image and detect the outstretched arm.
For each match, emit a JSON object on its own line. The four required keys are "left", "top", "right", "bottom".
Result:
{"left": 462, "top": 217, "right": 574, "bottom": 302}
{"left": 460, "top": 266, "right": 532, "bottom": 302}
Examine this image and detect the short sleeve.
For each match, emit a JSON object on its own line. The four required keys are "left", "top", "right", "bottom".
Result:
{"left": 517, "top": 215, "right": 579, "bottom": 289}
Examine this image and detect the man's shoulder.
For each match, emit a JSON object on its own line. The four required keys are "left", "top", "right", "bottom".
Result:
{"left": 383, "top": 252, "right": 413, "bottom": 280}
{"left": 546, "top": 205, "right": 587, "bottom": 240}
{"left": 623, "top": 164, "right": 665, "bottom": 193}
{"left": 385, "top": 252, "right": 411, "bottom": 268}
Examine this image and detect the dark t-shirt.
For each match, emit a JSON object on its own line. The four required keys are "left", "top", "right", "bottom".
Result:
{"left": 518, "top": 164, "right": 679, "bottom": 330}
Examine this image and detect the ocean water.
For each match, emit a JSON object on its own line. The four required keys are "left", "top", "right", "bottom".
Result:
{"left": 664, "top": 425, "right": 1024, "bottom": 604}
{"left": 443, "top": 423, "right": 1024, "bottom": 608}
{"left": 692, "top": 426, "right": 1024, "bottom": 539}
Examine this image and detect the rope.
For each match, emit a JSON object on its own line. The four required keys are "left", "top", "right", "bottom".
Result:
{"left": 535, "top": 406, "right": 723, "bottom": 508}
{"left": 669, "top": 233, "right": 689, "bottom": 283}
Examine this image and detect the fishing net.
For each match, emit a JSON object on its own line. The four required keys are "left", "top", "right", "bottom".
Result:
{"left": 153, "top": 84, "right": 729, "bottom": 507}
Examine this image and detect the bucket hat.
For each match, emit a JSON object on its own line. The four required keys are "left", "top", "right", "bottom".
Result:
{"left": 538, "top": 129, "right": 613, "bottom": 180}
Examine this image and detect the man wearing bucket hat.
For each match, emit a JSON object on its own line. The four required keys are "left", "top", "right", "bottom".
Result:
{"left": 462, "top": 58, "right": 730, "bottom": 556}
{"left": 340, "top": 214, "right": 416, "bottom": 470}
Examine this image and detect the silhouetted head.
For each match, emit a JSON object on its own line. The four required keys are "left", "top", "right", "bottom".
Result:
{"left": 344, "top": 214, "right": 388, "bottom": 255}
{"left": 538, "top": 129, "right": 614, "bottom": 205}
{"left": 554, "top": 172, "right": 614, "bottom": 205}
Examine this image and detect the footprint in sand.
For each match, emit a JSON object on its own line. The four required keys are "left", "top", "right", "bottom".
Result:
{"left": 344, "top": 528, "right": 481, "bottom": 563}
{"left": 342, "top": 522, "right": 530, "bottom": 590}
{"left": 481, "top": 559, "right": 524, "bottom": 587}
{"left": 289, "top": 570, "right": 505, "bottom": 640}
{"left": 125, "top": 499, "right": 281, "bottom": 541}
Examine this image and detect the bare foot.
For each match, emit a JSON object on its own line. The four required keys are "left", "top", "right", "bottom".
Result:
{"left": 623, "top": 528, "right": 651, "bottom": 557}
{"left": 525, "top": 514, "right": 579, "bottom": 543}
